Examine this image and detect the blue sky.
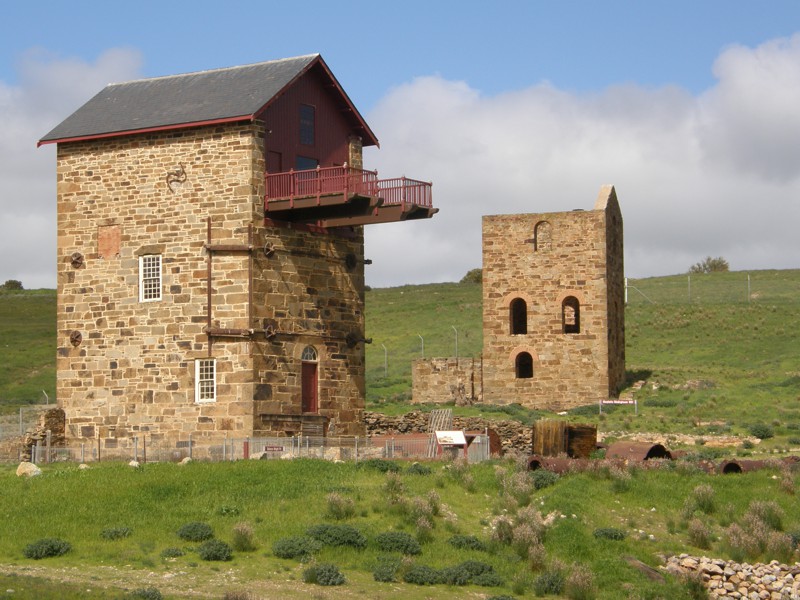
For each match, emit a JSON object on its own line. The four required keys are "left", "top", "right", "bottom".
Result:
{"left": 2, "top": 1, "right": 800, "bottom": 287}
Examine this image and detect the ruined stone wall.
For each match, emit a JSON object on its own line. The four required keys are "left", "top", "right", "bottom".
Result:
{"left": 251, "top": 224, "right": 367, "bottom": 436}
{"left": 480, "top": 187, "right": 624, "bottom": 409}
{"left": 411, "top": 358, "right": 483, "bottom": 405}
{"left": 56, "top": 123, "right": 262, "bottom": 450}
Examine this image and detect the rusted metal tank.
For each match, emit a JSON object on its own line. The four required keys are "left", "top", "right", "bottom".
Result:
{"left": 605, "top": 441, "right": 672, "bottom": 462}
{"left": 531, "top": 420, "right": 597, "bottom": 458}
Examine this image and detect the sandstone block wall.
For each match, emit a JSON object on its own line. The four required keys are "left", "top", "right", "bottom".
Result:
{"left": 480, "top": 186, "right": 625, "bottom": 410}
{"left": 411, "top": 358, "right": 483, "bottom": 405}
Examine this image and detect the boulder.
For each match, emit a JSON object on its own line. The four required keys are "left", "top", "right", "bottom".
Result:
{"left": 16, "top": 462, "right": 42, "bottom": 477}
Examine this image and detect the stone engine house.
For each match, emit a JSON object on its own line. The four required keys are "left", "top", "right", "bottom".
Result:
{"left": 39, "top": 54, "right": 436, "bottom": 452}
{"left": 481, "top": 185, "right": 625, "bottom": 409}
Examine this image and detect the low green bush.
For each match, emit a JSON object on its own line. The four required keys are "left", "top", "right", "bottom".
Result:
{"left": 306, "top": 524, "right": 367, "bottom": 549}
{"left": 358, "top": 459, "right": 401, "bottom": 473}
{"left": 439, "top": 564, "right": 472, "bottom": 586}
{"left": 530, "top": 469, "right": 559, "bottom": 490}
{"left": 403, "top": 564, "right": 442, "bottom": 585}
{"left": 160, "top": 547, "right": 185, "bottom": 558}
{"left": 302, "top": 562, "right": 346, "bottom": 586}
{"left": 534, "top": 568, "right": 566, "bottom": 596}
{"left": 177, "top": 522, "right": 213, "bottom": 542}
{"left": 592, "top": 527, "right": 627, "bottom": 541}
{"left": 473, "top": 570, "right": 504, "bottom": 587}
{"left": 447, "top": 534, "right": 487, "bottom": 552}
{"left": 198, "top": 539, "right": 233, "bottom": 561}
{"left": 101, "top": 526, "right": 132, "bottom": 540}
{"left": 130, "top": 587, "right": 163, "bottom": 600}
{"left": 407, "top": 462, "right": 432, "bottom": 476}
{"left": 749, "top": 423, "right": 774, "bottom": 440}
{"left": 23, "top": 538, "right": 71, "bottom": 559}
{"left": 374, "top": 531, "right": 421, "bottom": 555}
{"left": 272, "top": 536, "right": 322, "bottom": 559}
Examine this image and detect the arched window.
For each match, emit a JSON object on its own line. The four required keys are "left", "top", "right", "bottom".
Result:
{"left": 301, "top": 346, "right": 319, "bottom": 413}
{"left": 562, "top": 296, "right": 580, "bottom": 334}
{"left": 534, "top": 221, "right": 551, "bottom": 252}
{"left": 509, "top": 298, "right": 527, "bottom": 335}
{"left": 515, "top": 352, "right": 534, "bottom": 379}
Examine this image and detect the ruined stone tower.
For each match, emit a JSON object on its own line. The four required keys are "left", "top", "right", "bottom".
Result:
{"left": 480, "top": 185, "right": 625, "bottom": 409}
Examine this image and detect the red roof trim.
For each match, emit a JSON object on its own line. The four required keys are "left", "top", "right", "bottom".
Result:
{"left": 37, "top": 115, "right": 252, "bottom": 147}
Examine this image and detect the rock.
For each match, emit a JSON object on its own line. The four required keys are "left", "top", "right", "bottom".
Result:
{"left": 179, "top": 457, "right": 192, "bottom": 465}
{"left": 128, "top": 460, "right": 140, "bottom": 468}
{"left": 78, "top": 463, "right": 90, "bottom": 470}
{"left": 16, "top": 462, "right": 41, "bottom": 477}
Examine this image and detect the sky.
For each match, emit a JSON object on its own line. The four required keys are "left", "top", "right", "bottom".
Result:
{"left": 2, "top": 1, "right": 800, "bottom": 289}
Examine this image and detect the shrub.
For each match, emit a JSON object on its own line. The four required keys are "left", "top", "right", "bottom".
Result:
{"left": 198, "top": 539, "right": 232, "bottom": 561}
{"left": 0, "top": 279, "right": 23, "bottom": 291}
{"left": 691, "top": 484, "right": 716, "bottom": 515}
{"left": 359, "top": 458, "right": 401, "bottom": 473}
{"left": 177, "top": 522, "right": 213, "bottom": 542}
{"left": 407, "top": 462, "right": 432, "bottom": 475}
{"left": 530, "top": 469, "right": 560, "bottom": 490}
{"left": 689, "top": 256, "right": 729, "bottom": 274}
{"left": 306, "top": 524, "right": 367, "bottom": 549}
{"left": 448, "top": 534, "right": 487, "bottom": 552}
{"left": 130, "top": 588, "right": 163, "bottom": 600}
{"left": 749, "top": 423, "right": 774, "bottom": 440}
{"left": 741, "top": 439, "right": 755, "bottom": 450}
{"left": 23, "top": 538, "right": 71, "bottom": 559}
{"left": 687, "top": 518, "right": 713, "bottom": 550}
{"left": 534, "top": 568, "right": 566, "bottom": 596}
{"left": 372, "top": 555, "right": 401, "bottom": 582}
{"left": 747, "top": 500, "right": 784, "bottom": 531}
{"left": 302, "top": 562, "right": 345, "bottom": 586}
{"left": 439, "top": 564, "right": 472, "bottom": 586}
{"left": 457, "top": 560, "right": 495, "bottom": 578}
{"left": 403, "top": 564, "right": 442, "bottom": 585}
{"left": 374, "top": 531, "right": 421, "bottom": 555}
{"left": 325, "top": 492, "right": 356, "bottom": 520}
{"left": 473, "top": 570, "right": 505, "bottom": 587}
{"left": 160, "top": 547, "right": 185, "bottom": 558}
{"left": 231, "top": 522, "right": 257, "bottom": 552}
{"left": 272, "top": 536, "right": 322, "bottom": 559}
{"left": 565, "top": 564, "right": 596, "bottom": 600}
{"left": 593, "top": 528, "right": 626, "bottom": 541}
{"left": 101, "top": 526, "right": 132, "bottom": 540}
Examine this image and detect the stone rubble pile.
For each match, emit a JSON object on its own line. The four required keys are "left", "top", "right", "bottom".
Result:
{"left": 364, "top": 410, "right": 531, "bottom": 454}
{"left": 664, "top": 554, "right": 800, "bottom": 599}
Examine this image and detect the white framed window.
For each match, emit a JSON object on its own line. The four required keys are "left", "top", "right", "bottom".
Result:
{"left": 195, "top": 358, "right": 216, "bottom": 403}
{"left": 139, "top": 254, "right": 162, "bottom": 302}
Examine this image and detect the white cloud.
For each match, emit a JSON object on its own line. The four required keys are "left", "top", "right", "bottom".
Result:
{"left": 365, "top": 33, "right": 800, "bottom": 286}
{"left": 0, "top": 48, "right": 142, "bottom": 288}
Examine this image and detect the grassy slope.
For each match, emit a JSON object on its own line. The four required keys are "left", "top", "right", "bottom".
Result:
{"left": 2, "top": 458, "right": 797, "bottom": 599}
{"left": 0, "top": 290, "right": 56, "bottom": 412}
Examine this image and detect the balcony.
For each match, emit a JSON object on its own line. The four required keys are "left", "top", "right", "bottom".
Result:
{"left": 265, "top": 165, "right": 436, "bottom": 227}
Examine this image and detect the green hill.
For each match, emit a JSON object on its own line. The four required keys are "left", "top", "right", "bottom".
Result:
{"left": 2, "top": 270, "right": 800, "bottom": 450}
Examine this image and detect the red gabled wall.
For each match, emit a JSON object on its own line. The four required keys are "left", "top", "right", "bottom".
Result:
{"left": 261, "top": 64, "right": 353, "bottom": 171}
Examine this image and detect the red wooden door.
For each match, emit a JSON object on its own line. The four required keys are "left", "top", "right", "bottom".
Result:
{"left": 301, "top": 361, "right": 318, "bottom": 413}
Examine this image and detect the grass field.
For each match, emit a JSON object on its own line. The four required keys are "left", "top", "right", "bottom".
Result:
{"left": 2, "top": 456, "right": 799, "bottom": 599}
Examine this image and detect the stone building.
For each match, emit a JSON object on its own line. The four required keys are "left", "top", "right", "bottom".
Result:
{"left": 481, "top": 185, "right": 625, "bottom": 409}
{"left": 39, "top": 54, "right": 435, "bottom": 453}
{"left": 412, "top": 185, "right": 624, "bottom": 410}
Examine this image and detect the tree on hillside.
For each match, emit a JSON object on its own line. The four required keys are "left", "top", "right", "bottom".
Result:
{"left": 460, "top": 268, "right": 482, "bottom": 284}
{"left": 0, "top": 279, "right": 23, "bottom": 290}
{"left": 689, "top": 257, "right": 729, "bottom": 274}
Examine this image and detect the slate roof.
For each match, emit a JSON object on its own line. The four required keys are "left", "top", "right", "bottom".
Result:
{"left": 39, "top": 54, "right": 377, "bottom": 146}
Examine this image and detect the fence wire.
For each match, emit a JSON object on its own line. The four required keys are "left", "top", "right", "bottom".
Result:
{"left": 7, "top": 433, "right": 491, "bottom": 465}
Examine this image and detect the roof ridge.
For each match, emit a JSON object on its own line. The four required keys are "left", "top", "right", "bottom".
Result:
{"left": 105, "top": 53, "right": 320, "bottom": 88}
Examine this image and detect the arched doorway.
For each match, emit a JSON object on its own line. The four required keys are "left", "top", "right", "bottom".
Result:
{"left": 301, "top": 346, "right": 319, "bottom": 413}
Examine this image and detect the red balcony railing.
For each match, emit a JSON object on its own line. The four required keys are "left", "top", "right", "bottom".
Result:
{"left": 377, "top": 177, "right": 433, "bottom": 208}
{"left": 265, "top": 166, "right": 432, "bottom": 209}
{"left": 265, "top": 165, "right": 379, "bottom": 208}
